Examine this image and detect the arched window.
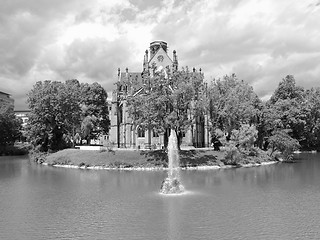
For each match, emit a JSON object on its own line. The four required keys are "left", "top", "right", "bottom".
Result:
{"left": 137, "top": 126, "right": 145, "bottom": 138}
{"left": 153, "top": 129, "right": 159, "bottom": 137}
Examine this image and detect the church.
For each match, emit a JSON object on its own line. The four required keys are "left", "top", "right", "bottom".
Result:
{"left": 108, "top": 41, "right": 210, "bottom": 149}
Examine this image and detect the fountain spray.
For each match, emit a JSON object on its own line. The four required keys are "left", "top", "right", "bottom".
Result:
{"left": 160, "top": 129, "right": 184, "bottom": 194}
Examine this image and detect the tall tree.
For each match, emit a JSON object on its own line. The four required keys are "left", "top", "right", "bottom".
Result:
{"left": 300, "top": 87, "right": 320, "bottom": 150}
{"left": 264, "top": 75, "right": 305, "bottom": 148}
{"left": 27, "top": 80, "right": 109, "bottom": 151}
{"left": 206, "top": 74, "right": 261, "bottom": 141}
{"left": 269, "top": 75, "right": 304, "bottom": 104}
{"left": 80, "top": 82, "right": 110, "bottom": 137}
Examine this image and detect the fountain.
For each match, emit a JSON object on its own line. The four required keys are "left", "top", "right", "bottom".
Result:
{"left": 160, "top": 129, "right": 184, "bottom": 194}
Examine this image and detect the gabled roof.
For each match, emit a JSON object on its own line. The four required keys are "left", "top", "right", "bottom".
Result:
{"left": 149, "top": 46, "right": 173, "bottom": 66}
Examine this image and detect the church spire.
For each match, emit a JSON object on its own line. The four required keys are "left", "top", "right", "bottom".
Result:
{"left": 173, "top": 50, "right": 178, "bottom": 71}
{"left": 143, "top": 49, "right": 148, "bottom": 71}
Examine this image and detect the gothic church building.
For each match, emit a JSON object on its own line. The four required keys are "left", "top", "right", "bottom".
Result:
{"left": 109, "top": 41, "right": 208, "bottom": 149}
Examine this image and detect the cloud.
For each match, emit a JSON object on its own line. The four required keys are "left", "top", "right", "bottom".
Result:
{"left": 1, "top": 0, "right": 320, "bottom": 110}
{"left": 151, "top": 0, "right": 320, "bottom": 100}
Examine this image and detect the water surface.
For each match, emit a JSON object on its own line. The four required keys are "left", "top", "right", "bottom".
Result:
{"left": 1, "top": 153, "right": 320, "bottom": 239}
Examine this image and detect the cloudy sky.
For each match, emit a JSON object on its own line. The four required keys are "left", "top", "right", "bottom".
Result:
{"left": 1, "top": 0, "right": 320, "bottom": 110}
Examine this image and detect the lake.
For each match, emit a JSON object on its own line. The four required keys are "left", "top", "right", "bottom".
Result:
{"left": 1, "top": 153, "right": 320, "bottom": 240}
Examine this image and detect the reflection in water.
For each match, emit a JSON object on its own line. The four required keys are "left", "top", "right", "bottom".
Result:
{"left": 0, "top": 156, "right": 24, "bottom": 181}
{"left": 1, "top": 153, "right": 320, "bottom": 239}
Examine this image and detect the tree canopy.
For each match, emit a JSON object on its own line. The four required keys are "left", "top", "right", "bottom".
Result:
{"left": 127, "top": 68, "right": 205, "bottom": 147}
{"left": 27, "top": 79, "right": 109, "bottom": 152}
{"left": 206, "top": 74, "right": 261, "bottom": 138}
{"left": 0, "top": 105, "right": 21, "bottom": 146}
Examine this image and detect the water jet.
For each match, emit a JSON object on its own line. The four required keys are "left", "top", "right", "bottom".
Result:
{"left": 160, "top": 129, "right": 184, "bottom": 194}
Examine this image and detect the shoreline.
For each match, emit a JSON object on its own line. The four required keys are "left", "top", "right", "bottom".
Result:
{"left": 40, "top": 160, "right": 279, "bottom": 171}
{"left": 32, "top": 148, "right": 282, "bottom": 171}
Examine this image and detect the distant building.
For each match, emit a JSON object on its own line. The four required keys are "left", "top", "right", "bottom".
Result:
{"left": 14, "top": 110, "right": 30, "bottom": 142}
{"left": 0, "top": 91, "right": 14, "bottom": 108}
{"left": 109, "top": 41, "right": 209, "bottom": 149}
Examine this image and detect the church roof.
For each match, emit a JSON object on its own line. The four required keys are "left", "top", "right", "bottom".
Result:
{"left": 148, "top": 45, "right": 173, "bottom": 67}
{"left": 119, "top": 72, "right": 143, "bottom": 85}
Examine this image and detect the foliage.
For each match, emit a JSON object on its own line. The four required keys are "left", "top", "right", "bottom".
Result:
{"left": 300, "top": 87, "right": 320, "bottom": 150}
{"left": 27, "top": 80, "right": 109, "bottom": 152}
{"left": 206, "top": 74, "right": 261, "bottom": 141}
{"left": 127, "top": 67, "right": 205, "bottom": 148}
{"left": 0, "top": 105, "right": 21, "bottom": 147}
{"left": 218, "top": 124, "right": 259, "bottom": 165}
{"left": 269, "top": 75, "right": 304, "bottom": 104}
{"left": 260, "top": 75, "right": 305, "bottom": 150}
{"left": 0, "top": 144, "right": 29, "bottom": 156}
{"left": 268, "top": 130, "right": 300, "bottom": 160}
{"left": 80, "top": 82, "right": 110, "bottom": 136}
{"left": 81, "top": 115, "right": 97, "bottom": 143}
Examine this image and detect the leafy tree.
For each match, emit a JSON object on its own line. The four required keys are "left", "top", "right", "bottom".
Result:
{"left": 269, "top": 75, "right": 304, "bottom": 104}
{"left": 80, "top": 82, "right": 110, "bottom": 137}
{"left": 268, "top": 130, "right": 300, "bottom": 160}
{"left": 300, "top": 87, "right": 320, "bottom": 150}
{"left": 127, "top": 67, "right": 205, "bottom": 148}
{"left": 218, "top": 124, "right": 259, "bottom": 165}
{"left": 27, "top": 80, "right": 109, "bottom": 152}
{"left": 263, "top": 75, "right": 306, "bottom": 149}
{"left": 0, "top": 105, "right": 21, "bottom": 146}
{"left": 81, "top": 115, "right": 97, "bottom": 144}
{"left": 27, "top": 81, "right": 73, "bottom": 151}
{"left": 206, "top": 74, "right": 261, "bottom": 142}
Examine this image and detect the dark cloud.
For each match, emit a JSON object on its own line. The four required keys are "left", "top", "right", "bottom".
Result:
{"left": 40, "top": 38, "right": 134, "bottom": 91}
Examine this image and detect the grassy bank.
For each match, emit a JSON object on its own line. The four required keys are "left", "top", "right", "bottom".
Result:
{"left": 34, "top": 148, "right": 276, "bottom": 169}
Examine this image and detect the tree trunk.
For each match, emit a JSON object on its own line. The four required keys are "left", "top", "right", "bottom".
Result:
{"left": 164, "top": 128, "right": 170, "bottom": 150}
{"left": 177, "top": 131, "right": 182, "bottom": 150}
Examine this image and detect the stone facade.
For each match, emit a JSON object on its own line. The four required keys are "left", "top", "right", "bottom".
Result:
{"left": 0, "top": 91, "right": 14, "bottom": 108}
{"left": 109, "top": 41, "right": 209, "bottom": 149}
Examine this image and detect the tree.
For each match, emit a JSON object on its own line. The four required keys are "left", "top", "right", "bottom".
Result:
{"left": 268, "top": 130, "right": 300, "bottom": 160}
{"left": 0, "top": 105, "right": 21, "bottom": 146}
{"left": 269, "top": 75, "right": 304, "bottom": 104}
{"left": 206, "top": 74, "right": 261, "bottom": 142}
{"left": 217, "top": 124, "right": 259, "bottom": 165}
{"left": 81, "top": 115, "right": 97, "bottom": 144}
{"left": 27, "top": 80, "right": 109, "bottom": 152}
{"left": 80, "top": 82, "right": 110, "bottom": 137}
{"left": 127, "top": 67, "right": 205, "bottom": 148}
{"left": 263, "top": 75, "right": 306, "bottom": 149}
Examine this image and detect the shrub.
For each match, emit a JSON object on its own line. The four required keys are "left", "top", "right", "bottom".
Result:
{"left": 218, "top": 124, "right": 258, "bottom": 165}
{"left": 268, "top": 130, "right": 300, "bottom": 160}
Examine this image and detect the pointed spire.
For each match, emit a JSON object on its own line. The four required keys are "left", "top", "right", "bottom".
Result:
{"left": 145, "top": 49, "right": 148, "bottom": 60}
{"left": 143, "top": 49, "right": 149, "bottom": 71}
{"left": 173, "top": 50, "right": 178, "bottom": 71}
{"left": 117, "top": 68, "right": 121, "bottom": 81}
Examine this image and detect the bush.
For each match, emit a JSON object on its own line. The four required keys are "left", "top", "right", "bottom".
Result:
{"left": 29, "top": 150, "right": 48, "bottom": 164}
{"left": 0, "top": 144, "right": 30, "bottom": 156}
{"left": 218, "top": 124, "right": 259, "bottom": 165}
{"left": 268, "top": 130, "right": 300, "bottom": 160}
{"left": 223, "top": 146, "right": 241, "bottom": 165}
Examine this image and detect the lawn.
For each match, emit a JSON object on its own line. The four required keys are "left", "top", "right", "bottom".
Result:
{"left": 44, "top": 148, "right": 226, "bottom": 168}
